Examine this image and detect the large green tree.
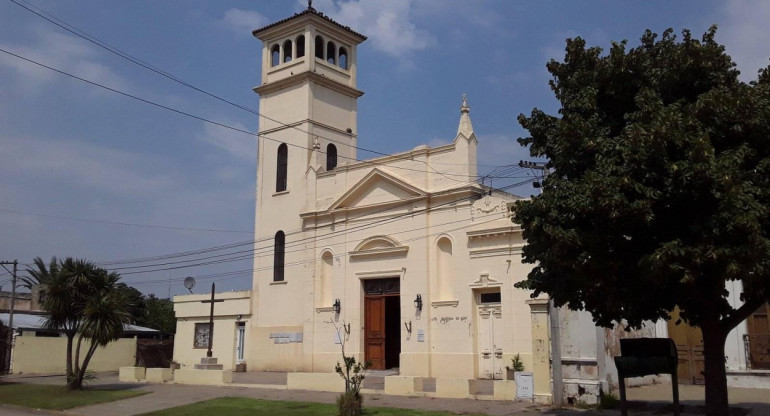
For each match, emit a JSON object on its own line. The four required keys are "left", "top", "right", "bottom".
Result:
{"left": 136, "top": 294, "right": 176, "bottom": 335}
{"left": 514, "top": 27, "right": 770, "bottom": 415}
{"left": 32, "top": 258, "right": 131, "bottom": 389}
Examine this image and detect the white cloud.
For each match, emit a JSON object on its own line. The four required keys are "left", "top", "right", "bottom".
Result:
{"left": 718, "top": 0, "right": 770, "bottom": 82}
{"left": 220, "top": 8, "right": 269, "bottom": 36}
{"left": 477, "top": 133, "right": 530, "bottom": 167}
{"left": 302, "top": 0, "right": 435, "bottom": 65}
{"left": 0, "top": 136, "right": 175, "bottom": 196}
{"left": 0, "top": 28, "right": 128, "bottom": 94}
{"left": 197, "top": 120, "right": 257, "bottom": 161}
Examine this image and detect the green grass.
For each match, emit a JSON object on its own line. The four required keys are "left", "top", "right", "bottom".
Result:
{"left": 141, "top": 397, "right": 488, "bottom": 416}
{"left": 0, "top": 383, "right": 148, "bottom": 410}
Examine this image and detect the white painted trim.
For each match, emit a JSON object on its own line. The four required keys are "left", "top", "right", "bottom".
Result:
{"left": 349, "top": 246, "right": 409, "bottom": 259}
{"left": 355, "top": 268, "right": 406, "bottom": 280}
{"left": 431, "top": 300, "right": 459, "bottom": 308}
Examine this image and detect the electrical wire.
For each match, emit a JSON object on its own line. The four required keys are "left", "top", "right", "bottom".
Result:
{"left": 6, "top": 0, "right": 500, "bottom": 181}
{"left": 113, "top": 177, "right": 533, "bottom": 277}
{"left": 0, "top": 208, "right": 252, "bottom": 234}
{"left": 127, "top": 210, "right": 509, "bottom": 286}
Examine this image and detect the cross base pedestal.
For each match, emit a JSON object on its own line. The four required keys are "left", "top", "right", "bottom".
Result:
{"left": 194, "top": 357, "right": 224, "bottom": 370}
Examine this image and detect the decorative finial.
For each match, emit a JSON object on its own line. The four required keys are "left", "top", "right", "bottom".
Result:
{"left": 308, "top": 0, "right": 314, "bottom": 10}
{"left": 312, "top": 136, "right": 321, "bottom": 150}
{"left": 460, "top": 93, "right": 470, "bottom": 114}
{"left": 457, "top": 93, "right": 474, "bottom": 137}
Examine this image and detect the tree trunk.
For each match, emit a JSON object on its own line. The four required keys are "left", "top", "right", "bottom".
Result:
{"left": 701, "top": 319, "right": 729, "bottom": 416}
{"left": 73, "top": 334, "right": 84, "bottom": 376}
{"left": 65, "top": 333, "right": 75, "bottom": 388}
{"left": 73, "top": 341, "right": 99, "bottom": 389}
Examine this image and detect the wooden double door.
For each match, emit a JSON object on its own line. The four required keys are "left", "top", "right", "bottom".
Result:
{"left": 364, "top": 278, "right": 401, "bottom": 370}
{"left": 668, "top": 308, "right": 705, "bottom": 384}
{"left": 747, "top": 303, "right": 770, "bottom": 369}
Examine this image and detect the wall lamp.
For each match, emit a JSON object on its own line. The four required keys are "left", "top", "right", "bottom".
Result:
{"left": 333, "top": 298, "right": 341, "bottom": 314}
{"left": 414, "top": 294, "right": 423, "bottom": 311}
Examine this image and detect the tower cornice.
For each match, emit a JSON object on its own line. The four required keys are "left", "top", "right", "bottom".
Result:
{"left": 253, "top": 9, "right": 366, "bottom": 44}
{"left": 254, "top": 71, "right": 364, "bottom": 98}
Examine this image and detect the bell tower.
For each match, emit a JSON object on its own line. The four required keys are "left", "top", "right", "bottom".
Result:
{"left": 250, "top": 5, "right": 366, "bottom": 325}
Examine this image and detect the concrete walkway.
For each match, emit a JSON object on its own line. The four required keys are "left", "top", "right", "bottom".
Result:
{"left": 3, "top": 372, "right": 770, "bottom": 415}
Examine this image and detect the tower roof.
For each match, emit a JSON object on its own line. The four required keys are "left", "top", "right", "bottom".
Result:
{"left": 252, "top": 6, "right": 367, "bottom": 41}
{"left": 457, "top": 94, "right": 475, "bottom": 138}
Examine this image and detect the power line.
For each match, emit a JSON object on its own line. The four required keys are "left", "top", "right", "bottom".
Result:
{"left": 111, "top": 192, "right": 482, "bottom": 273}
{"left": 0, "top": 45, "right": 495, "bottom": 187}
{"left": 127, "top": 211, "right": 507, "bottom": 286}
{"left": 112, "top": 177, "right": 533, "bottom": 277}
{"left": 7, "top": 0, "right": 498, "bottom": 181}
{"left": 0, "top": 208, "right": 252, "bottom": 234}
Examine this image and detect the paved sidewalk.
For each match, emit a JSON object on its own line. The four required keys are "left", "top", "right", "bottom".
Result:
{"left": 4, "top": 372, "right": 770, "bottom": 415}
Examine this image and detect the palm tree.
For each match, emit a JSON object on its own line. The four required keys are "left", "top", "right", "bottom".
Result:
{"left": 42, "top": 258, "right": 131, "bottom": 389}
{"left": 22, "top": 256, "right": 59, "bottom": 289}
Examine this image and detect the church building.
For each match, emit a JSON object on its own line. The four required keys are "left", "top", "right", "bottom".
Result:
{"left": 172, "top": 5, "right": 710, "bottom": 403}
{"left": 174, "top": 4, "right": 535, "bottom": 382}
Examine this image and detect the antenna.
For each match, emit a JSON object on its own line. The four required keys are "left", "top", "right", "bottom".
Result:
{"left": 183, "top": 276, "right": 196, "bottom": 294}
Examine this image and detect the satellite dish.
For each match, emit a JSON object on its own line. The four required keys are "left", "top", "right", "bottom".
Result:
{"left": 183, "top": 276, "right": 196, "bottom": 294}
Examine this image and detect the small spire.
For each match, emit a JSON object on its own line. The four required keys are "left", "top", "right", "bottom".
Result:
{"left": 457, "top": 93, "right": 474, "bottom": 138}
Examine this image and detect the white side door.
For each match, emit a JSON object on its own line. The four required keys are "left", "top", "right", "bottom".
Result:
{"left": 477, "top": 305, "right": 504, "bottom": 379}
{"left": 236, "top": 323, "right": 245, "bottom": 363}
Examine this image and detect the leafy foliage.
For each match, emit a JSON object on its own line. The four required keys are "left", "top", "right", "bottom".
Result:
{"left": 513, "top": 27, "right": 770, "bottom": 415}
{"left": 507, "top": 354, "right": 525, "bottom": 372}
{"left": 515, "top": 27, "right": 770, "bottom": 329}
{"left": 137, "top": 294, "right": 176, "bottom": 335}
{"left": 29, "top": 257, "right": 131, "bottom": 389}
{"left": 329, "top": 319, "right": 371, "bottom": 416}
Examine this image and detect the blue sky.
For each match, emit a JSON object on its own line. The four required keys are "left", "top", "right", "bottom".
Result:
{"left": 1, "top": 0, "right": 768, "bottom": 296}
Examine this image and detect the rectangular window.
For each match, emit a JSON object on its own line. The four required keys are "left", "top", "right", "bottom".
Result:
{"left": 194, "top": 323, "right": 212, "bottom": 349}
{"left": 479, "top": 292, "right": 501, "bottom": 304}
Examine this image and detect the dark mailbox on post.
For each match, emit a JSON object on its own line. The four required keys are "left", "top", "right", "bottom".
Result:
{"left": 614, "top": 338, "right": 680, "bottom": 416}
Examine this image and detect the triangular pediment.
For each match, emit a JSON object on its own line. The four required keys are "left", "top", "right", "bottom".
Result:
{"left": 328, "top": 169, "right": 427, "bottom": 211}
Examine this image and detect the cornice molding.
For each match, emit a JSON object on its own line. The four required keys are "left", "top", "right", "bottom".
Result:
{"left": 254, "top": 72, "right": 364, "bottom": 98}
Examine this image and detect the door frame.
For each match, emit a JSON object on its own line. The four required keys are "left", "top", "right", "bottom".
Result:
{"left": 364, "top": 293, "right": 400, "bottom": 370}
{"left": 474, "top": 288, "right": 503, "bottom": 379}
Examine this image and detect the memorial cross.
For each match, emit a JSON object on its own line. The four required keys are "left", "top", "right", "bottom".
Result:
{"left": 200, "top": 282, "right": 225, "bottom": 358}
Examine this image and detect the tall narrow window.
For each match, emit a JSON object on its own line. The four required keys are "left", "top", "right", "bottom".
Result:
{"left": 276, "top": 143, "right": 288, "bottom": 192}
{"left": 274, "top": 231, "right": 285, "bottom": 282}
{"left": 436, "top": 237, "right": 454, "bottom": 300}
{"left": 327, "top": 41, "right": 336, "bottom": 65}
{"left": 271, "top": 44, "right": 280, "bottom": 67}
{"left": 315, "top": 36, "right": 324, "bottom": 59}
{"left": 283, "top": 40, "right": 293, "bottom": 63}
{"left": 321, "top": 251, "right": 333, "bottom": 305}
{"left": 326, "top": 143, "right": 337, "bottom": 171}
{"left": 296, "top": 35, "right": 305, "bottom": 58}
{"left": 338, "top": 47, "right": 348, "bottom": 70}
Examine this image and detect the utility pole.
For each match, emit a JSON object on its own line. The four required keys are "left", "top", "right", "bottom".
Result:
{"left": 1, "top": 260, "right": 18, "bottom": 374}
{"left": 518, "top": 161, "right": 563, "bottom": 407}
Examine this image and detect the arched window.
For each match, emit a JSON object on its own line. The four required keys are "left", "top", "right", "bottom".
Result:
{"left": 320, "top": 251, "right": 333, "bottom": 305}
{"left": 274, "top": 231, "right": 285, "bottom": 282}
{"left": 276, "top": 143, "right": 288, "bottom": 192}
{"left": 326, "top": 41, "right": 336, "bottom": 65}
{"left": 315, "top": 35, "right": 324, "bottom": 59}
{"left": 326, "top": 143, "right": 337, "bottom": 171}
{"left": 436, "top": 237, "right": 453, "bottom": 300}
{"left": 338, "top": 47, "right": 348, "bottom": 70}
{"left": 283, "top": 40, "right": 293, "bottom": 63}
{"left": 271, "top": 44, "right": 280, "bottom": 67}
{"left": 296, "top": 35, "right": 305, "bottom": 58}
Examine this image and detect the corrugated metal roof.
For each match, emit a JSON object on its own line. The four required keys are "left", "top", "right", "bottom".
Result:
{"left": 0, "top": 312, "right": 160, "bottom": 334}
